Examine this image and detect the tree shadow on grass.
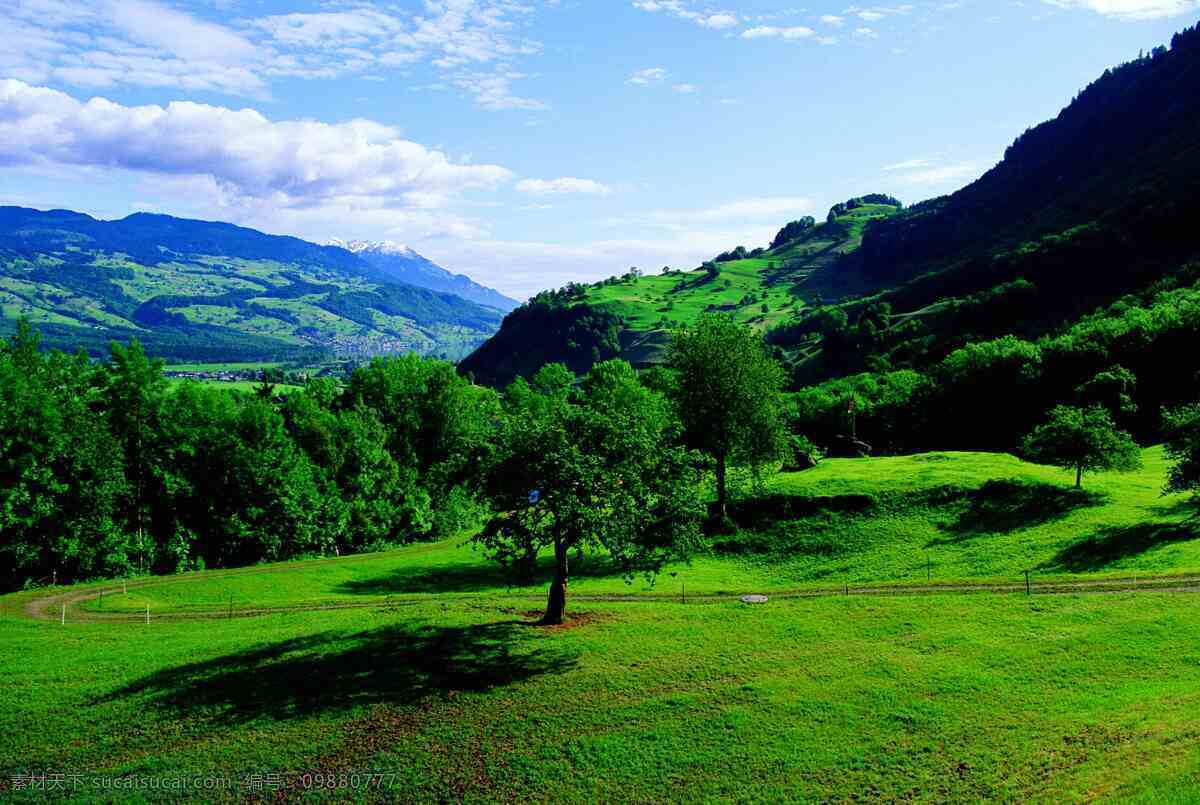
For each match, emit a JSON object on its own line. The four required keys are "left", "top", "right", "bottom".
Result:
{"left": 338, "top": 554, "right": 622, "bottom": 596}
{"left": 1149, "top": 498, "right": 1200, "bottom": 519}
{"left": 99, "top": 621, "right": 578, "bottom": 725}
{"left": 927, "top": 480, "right": 1106, "bottom": 546}
{"left": 1040, "top": 522, "right": 1199, "bottom": 573}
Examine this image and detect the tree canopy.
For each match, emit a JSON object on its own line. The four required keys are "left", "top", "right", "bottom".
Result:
{"left": 475, "top": 361, "right": 703, "bottom": 624}
{"left": 667, "top": 315, "right": 790, "bottom": 520}
{"left": 1020, "top": 404, "right": 1142, "bottom": 488}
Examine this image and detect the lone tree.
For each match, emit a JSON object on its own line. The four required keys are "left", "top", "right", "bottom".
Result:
{"left": 1020, "top": 404, "right": 1141, "bottom": 488}
{"left": 477, "top": 361, "right": 703, "bottom": 625}
{"left": 667, "top": 315, "right": 789, "bottom": 520}
{"left": 1162, "top": 403, "right": 1200, "bottom": 498}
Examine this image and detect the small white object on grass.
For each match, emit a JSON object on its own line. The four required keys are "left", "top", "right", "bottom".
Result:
{"left": 740, "top": 594, "right": 769, "bottom": 604}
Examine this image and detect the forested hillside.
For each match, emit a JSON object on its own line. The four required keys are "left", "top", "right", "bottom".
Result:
{"left": 0, "top": 208, "right": 504, "bottom": 362}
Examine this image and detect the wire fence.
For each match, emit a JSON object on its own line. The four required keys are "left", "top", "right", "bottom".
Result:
{"left": 31, "top": 567, "right": 1200, "bottom": 626}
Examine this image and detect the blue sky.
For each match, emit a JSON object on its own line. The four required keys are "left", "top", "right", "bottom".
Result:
{"left": 1, "top": 0, "right": 1197, "bottom": 298}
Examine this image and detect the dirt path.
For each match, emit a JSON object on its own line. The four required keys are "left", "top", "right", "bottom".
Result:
{"left": 20, "top": 570, "right": 1200, "bottom": 624}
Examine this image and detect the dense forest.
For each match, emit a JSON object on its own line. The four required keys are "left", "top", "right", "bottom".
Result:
{"left": 0, "top": 321, "right": 498, "bottom": 589}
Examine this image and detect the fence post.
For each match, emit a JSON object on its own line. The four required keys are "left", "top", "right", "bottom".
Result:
{"left": 681, "top": 583, "right": 685, "bottom": 605}
{"left": 1024, "top": 570, "right": 1031, "bottom": 596}
{"left": 228, "top": 593, "right": 234, "bottom": 620}
{"left": 99, "top": 589, "right": 103, "bottom": 610}
{"left": 61, "top": 604, "right": 65, "bottom": 625}
{"left": 145, "top": 605, "right": 150, "bottom": 625}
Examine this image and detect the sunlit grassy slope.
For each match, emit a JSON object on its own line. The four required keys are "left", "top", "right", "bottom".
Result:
{"left": 578, "top": 204, "right": 899, "bottom": 366}
{"left": 4, "top": 446, "right": 1200, "bottom": 801}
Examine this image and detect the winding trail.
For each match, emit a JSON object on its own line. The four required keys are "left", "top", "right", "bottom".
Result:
{"left": 20, "top": 568, "right": 1200, "bottom": 624}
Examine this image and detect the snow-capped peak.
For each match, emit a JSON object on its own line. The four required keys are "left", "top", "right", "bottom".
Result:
{"left": 328, "top": 238, "right": 419, "bottom": 258}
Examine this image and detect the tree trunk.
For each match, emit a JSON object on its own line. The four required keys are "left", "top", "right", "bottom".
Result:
{"left": 1075, "top": 465, "right": 1083, "bottom": 489}
{"left": 542, "top": 540, "right": 568, "bottom": 625}
{"left": 715, "top": 452, "right": 728, "bottom": 521}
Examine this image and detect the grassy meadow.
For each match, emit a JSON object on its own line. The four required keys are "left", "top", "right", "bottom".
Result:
{"left": 4, "top": 447, "right": 1200, "bottom": 801}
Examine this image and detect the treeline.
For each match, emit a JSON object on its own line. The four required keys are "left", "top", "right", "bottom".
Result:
{"left": 1, "top": 317, "right": 793, "bottom": 609}
{"left": 0, "top": 322, "right": 499, "bottom": 590}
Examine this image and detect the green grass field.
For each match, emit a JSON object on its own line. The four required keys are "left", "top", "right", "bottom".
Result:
{"left": 4, "top": 447, "right": 1200, "bottom": 801}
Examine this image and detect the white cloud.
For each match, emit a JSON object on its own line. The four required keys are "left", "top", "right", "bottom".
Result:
{"left": 699, "top": 13, "right": 739, "bottom": 28}
{"left": 515, "top": 178, "right": 615, "bottom": 196}
{"left": 883, "top": 157, "right": 936, "bottom": 171}
{"left": 250, "top": 9, "right": 407, "bottom": 49}
{"left": 846, "top": 5, "right": 915, "bottom": 19}
{"left": 629, "top": 67, "right": 668, "bottom": 84}
{"left": 1, "top": 0, "right": 267, "bottom": 96}
{"left": 673, "top": 83, "right": 699, "bottom": 93}
{"left": 885, "top": 159, "right": 980, "bottom": 187}
{"left": 820, "top": 14, "right": 846, "bottom": 26}
{"left": 741, "top": 25, "right": 816, "bottom": 39}
{"left": 632, "top": 1, "right": 740, "bottom": 29}
{"left": 0, "top": 80, "right": 512, "bottom": 212}
{"left": 451, "top": 71, "right": 548, "bottom": 111}
{"left": 0, "top": 0, "right": 550, "bottom": 110}
{"left": 1041, "top": 0, "right": 1200, "bottom": 19}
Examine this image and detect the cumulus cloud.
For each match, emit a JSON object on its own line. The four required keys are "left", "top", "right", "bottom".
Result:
{"left": 515, "top": 178, "right": 615, "bottom": 196}
{"left": 0, "top": 80, "right": 512, "bottom": 211}
{"left": 1041, "top": 0, "right": 1200, "bottom": 19}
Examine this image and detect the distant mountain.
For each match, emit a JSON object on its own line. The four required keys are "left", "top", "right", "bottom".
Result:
{"left": 330, "top": 239, "right": 519, "bottom": 313}
{"left": 0, "top": 207, "right": 504, "bottom": 363}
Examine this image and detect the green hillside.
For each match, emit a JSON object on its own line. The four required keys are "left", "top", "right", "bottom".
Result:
{"left": 460, "top": 200, "right": 901, "bottom": 386}
{"left": 0, "top": 207, "right": 503, "bottom": 362}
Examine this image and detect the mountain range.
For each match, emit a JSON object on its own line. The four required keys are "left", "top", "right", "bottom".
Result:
{"left": 0, "top": 208, "right": 511, "bottom": 363}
